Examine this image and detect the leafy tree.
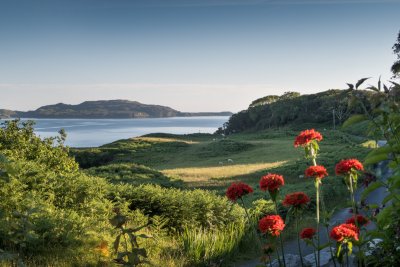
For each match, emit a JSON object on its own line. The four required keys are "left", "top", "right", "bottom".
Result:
{"left": 392, "top": 30, "right": 400, "bottom": 77}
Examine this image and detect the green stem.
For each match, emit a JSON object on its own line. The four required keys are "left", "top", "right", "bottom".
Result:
{"left": 274, "top": 202, "right": 286, "bottom": 267}
{"left": 315, "top": 179, "right": 321, "bottom": 267}
{"left": 326, "top": 226, "right": 337, "bottom": 267}
{"left": 275, "top": 247, "right": 282, "bottom": 267}
{"left": 240, "top": 198, "right": 263, "bottom": 250}
{"left": 296, "top": 216, "right": 305, "bottom": 267}
{"left": 349, "top": 175, "right": 357, "bottom": 218}
{"left": 310, "top": 147, "right": 320, "bottom": 267}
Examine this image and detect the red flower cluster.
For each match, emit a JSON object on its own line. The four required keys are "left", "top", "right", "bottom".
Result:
{"left": 305, "top": 165, "right": 328, "bottom": 179}
{"left": 294, "top": 129, "right": 323, "bottom": 147}
{"left": 335, "top": 159, "right": 364, "bottom": 176}
{"left": 259, "top": 173, "right": 285, "bottom": 192}
{"left": 282, "top": 192, "right": 310, "bottom": 208}
{"left": 330, "top": 223, "right": 359, "bottom": 243}
{"left": 300, "top": 228, "right": 317, "bottom": 240}
{"left": 258, "top": 215, "right": 285, "bottom": 237}
{"left": 345, "top": 215, "right": 369, "bottom": 227}
{"left": 226, "top": 182, "right": 253, "bottom": 201}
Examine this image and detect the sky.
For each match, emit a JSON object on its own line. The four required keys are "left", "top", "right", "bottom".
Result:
{"left": 0, "top": 0, "right": 399, "bottom": 112}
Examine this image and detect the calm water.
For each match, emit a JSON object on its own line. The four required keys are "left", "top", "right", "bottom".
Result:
{"left": 2, "top": 117, "right": 228, "bottom": 147}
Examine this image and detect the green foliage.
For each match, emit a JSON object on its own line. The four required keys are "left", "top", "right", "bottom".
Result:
{"left": 181, "top": 220, "right": 247, "bottom": 266}
{"left": 86, "top": 163, "right": 184, "bottom": 187}
{"left": 223, "top": 89, "right": 377, "bottom": 133}
{"left": 344, "top": 76, "right": 400, "bottom": 266}
{"left": 0, "top": 120, "right": 78, "bottom": 174}
{"left": 113, "top": 184, "right": 244, "bottom": 232}
{"left": 110, "top": 209, "right": 151, "bottom": 266}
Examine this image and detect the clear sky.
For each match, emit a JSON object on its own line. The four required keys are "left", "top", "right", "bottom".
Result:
{"left": 1, "top": 0, "right": 399, "bottom": 112}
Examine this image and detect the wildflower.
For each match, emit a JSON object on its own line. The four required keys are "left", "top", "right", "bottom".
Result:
{"left": 305, "top": 165, "right": 328, "bottom": 179}
{"left": 335, "top": 159, "right": 364, "bottom": 176}
{"left": 346, "top": 215, "right": 369, "bottom": 227}
{"left": 300, "top": 228, "right": 317, "bottom": 240}
{"left": 294, "top": 129, "right": 323, "bottom": 147}
{"left": 226, "top": 182, "right": 253, "bottom": 201}
{"left": 282, "top": 192, "right": 310, "bottom": 208}
{"left": 258, "top": 215, "right": 285, "bottom": 237}
{"left": 260, "top": 173, "right": 285, "bottom": 192}
{"left": 330, "top": 223, "right": 359, "bottom": 243}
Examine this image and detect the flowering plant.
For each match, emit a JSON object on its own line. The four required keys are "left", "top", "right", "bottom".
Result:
{"left": 226, "top": 182, "right": 254, "bottom": 202}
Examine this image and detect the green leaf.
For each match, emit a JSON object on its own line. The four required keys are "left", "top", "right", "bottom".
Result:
{"left": 361, "top": 181, "right": 384, "bottom": 200}
{"left": 382, "top": 194, "right": 394, "bottom": 205}
{"left": 137, "top": 234, "right": 153, "bottom": 239}
{"left": 347, "top": 242, "right": 353, "bottom": 255}
{"left": 342, "top": 114, "right": 368, "bottom": 128}
{"left": 376, "top": 205, "right": 394, "bottom": 228}
{"left": 356, "top": 77, "right": 370, "bottom": 89}
{"left": 364, "top": 154, "right": 388, "bottom": 165}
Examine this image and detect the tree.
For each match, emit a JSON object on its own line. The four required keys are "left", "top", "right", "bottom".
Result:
{"left": 392, "top": 30, "right": 400, "bottom": 77}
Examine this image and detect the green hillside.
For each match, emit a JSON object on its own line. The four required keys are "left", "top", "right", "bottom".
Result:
{"left": 219, "top": 89, "right": 378, "bottom": 134}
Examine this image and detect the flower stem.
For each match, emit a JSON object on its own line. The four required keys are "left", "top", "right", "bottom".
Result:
{"left": 315, "top": 179, "right": 321, "bottom": 267}
{"left": 348, "top": 175, "right": 357, "bottom": 218}
{"left": 240, "top": 198, "right": 263, "bottom": 249}
{"left": 310, "top": 146, "right": 320, "bottom": 267}
{"left": 326, "top": 225, "right": 337, "bottom": 267}
{"left": 296, "top": 216, "right": 304, "bottom": 267}
{"left": 274, "top": 201, "right": 286, "bottom": 267}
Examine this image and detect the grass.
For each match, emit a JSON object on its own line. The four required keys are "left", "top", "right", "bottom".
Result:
{"left": 69, "top": 127, "right": 373, "bottom": 266}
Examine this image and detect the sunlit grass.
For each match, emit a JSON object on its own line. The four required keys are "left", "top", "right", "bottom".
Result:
{"left": 134, "top": 136, "right": 198, "bottom": 144}
{"left": 162, "top": 161, "right": 287, "bottom": 182}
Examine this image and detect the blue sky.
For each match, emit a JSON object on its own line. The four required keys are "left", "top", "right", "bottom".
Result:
{"left": 1, "top": 0, "right": 399, "bottom": 112}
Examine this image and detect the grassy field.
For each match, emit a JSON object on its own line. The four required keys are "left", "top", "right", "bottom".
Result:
{"left": 69, "top": 127, "right": 373, "bottom": 265}
{"left": 74, "top": 127, "right": 372, "bottom": 196}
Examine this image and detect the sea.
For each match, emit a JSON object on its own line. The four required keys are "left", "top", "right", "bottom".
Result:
{"left": 0, "top": 117, "right": 229, "bottom": 147}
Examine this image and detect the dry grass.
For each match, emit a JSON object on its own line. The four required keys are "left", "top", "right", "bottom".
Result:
{"left": 161, "top": 161, "right": 287, "bottom": 182}
{"left": 133, "top": 137, "right": 198, "bottom": 144}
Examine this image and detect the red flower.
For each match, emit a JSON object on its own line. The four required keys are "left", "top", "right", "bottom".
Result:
{"left": 258, "top": 215, "right": 285, "bottom": 237}
{"left": 294, "top": 129, "right": 323, "bottom": 147}
{"left": 345, "top": 215, "right": 369, "bottom": 227}
{"left": 300, "top": 228, "right": 317, "bottom": 240}
{"left": 259, "top": 173, "right": 285, "bottom": 192}
{"left": 305, "top": 165, "right": 328, "bottom": 179}
{"left": 335, "top": 159, "right": 364, "bottom": 176}
{"left": 226, "top": 182, "right": 254, "bottom": 201}
{"left": 330, "top": 223, "right": 359, "bottom": 243}
{"left": 282, "top": 192, "right": 310, "bottom": 208}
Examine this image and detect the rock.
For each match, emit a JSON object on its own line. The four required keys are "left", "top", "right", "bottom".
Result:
{"left": 303, "top": 247, "right": 334, "bottom": 267}
{"left": 365, "top": 238, "right": 383, "bottom": 256}
{"left": 271, "top": 254, "right": 300, "bottom": 267}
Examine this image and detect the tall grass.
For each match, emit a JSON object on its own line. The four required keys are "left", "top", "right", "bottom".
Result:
{"left": 181, "top": 219, "right": 249, "bottom": 266}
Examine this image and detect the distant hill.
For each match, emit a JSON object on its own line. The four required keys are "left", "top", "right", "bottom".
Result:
{"left": 0, "top": 100, "right": 232, "bottom": 119}
{"left": 218, "top": 89, "right": 379, "bottom": 134}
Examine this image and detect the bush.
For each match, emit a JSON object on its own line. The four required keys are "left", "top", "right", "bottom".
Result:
{"left": 112, "top": 184, "right": 244, "bottom": 232}
{"left": 86, "top": 163, "right": 184, "bottom": 188}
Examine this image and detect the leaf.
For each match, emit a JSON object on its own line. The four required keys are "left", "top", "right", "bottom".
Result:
{"left": 367, "top": 86, "right": 379, "bottom": 92}
{"left": 342, "top": 114, "right": 368, "bottom": 128}
{"left": 382, "top": 194, "right": 394, "bottom": 205}
{"left": 137, "top": 234, "right": 153, "bottom": 239}
{"left": 356, "top": 77, "right": 370, "bottom": 89}
{"left": 346, "top": 83, "right": 354, "bottom": 90}
{"left": 364, "top": 154, "right": 388, "bottom": 165}
{"left": 347, "top": 242, "right": 353, "bottom": 255}
{"left": 361, "top": 181, "right": 384, "bottom": 200}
